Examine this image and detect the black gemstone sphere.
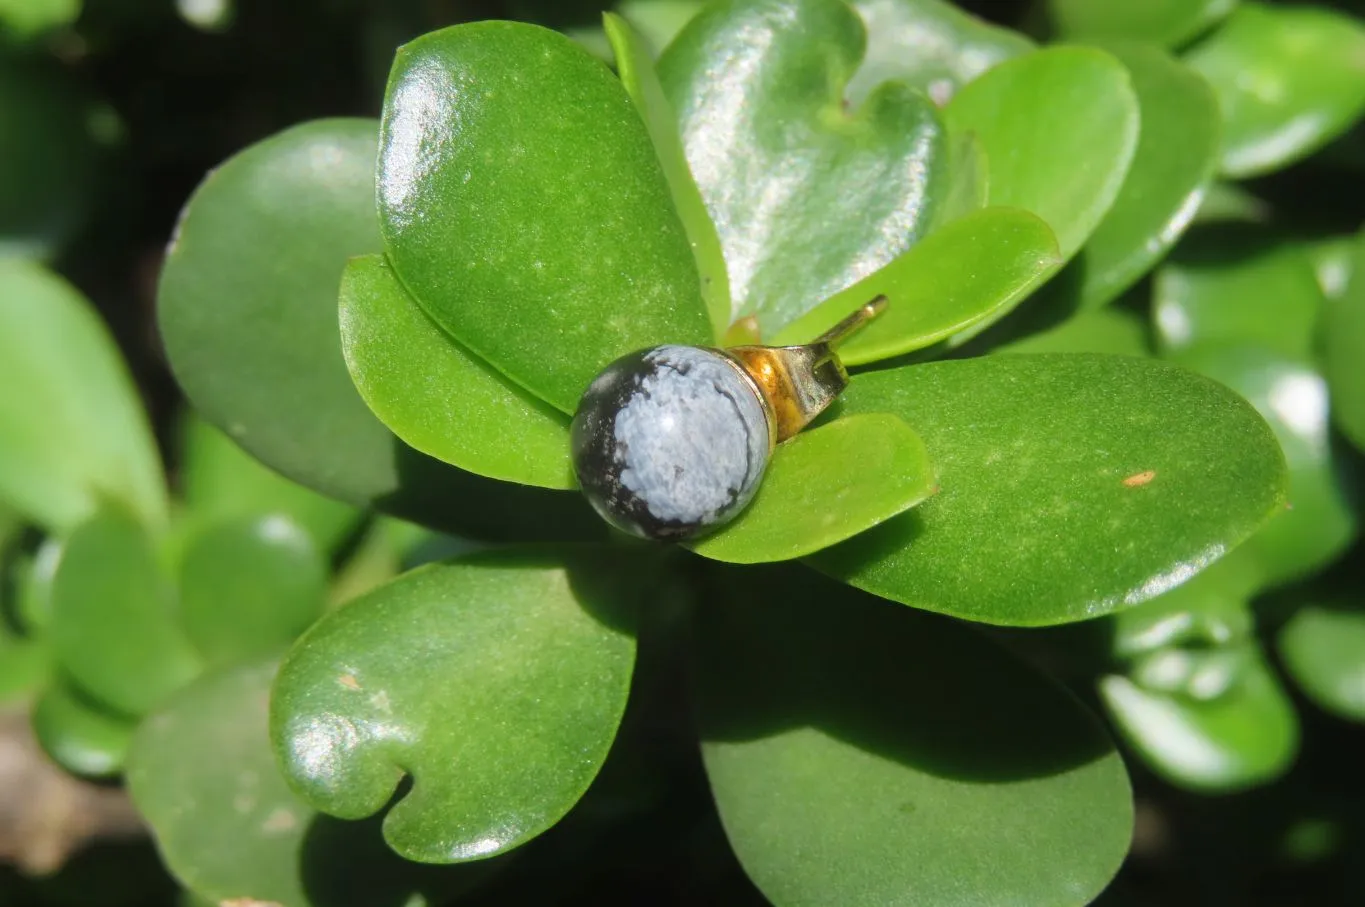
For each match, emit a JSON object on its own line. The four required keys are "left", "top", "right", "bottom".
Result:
{"left": 570, "top": 345, "right": 771, "bottom": 540}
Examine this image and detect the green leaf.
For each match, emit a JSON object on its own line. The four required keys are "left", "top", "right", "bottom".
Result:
{"left": 272, "top": 550, "right": 640, "bottom": 862}
{"left": 338, "top": 255, "right": 574, "bottom": 490}
{"left": 606, "top": 12, "right": 731, "bottom": 337}
{"left": 846, "top": 0, "right": 1034, "bottom": 106}
{"left": 378, "top": 22, "right": 709, "bottom": 413}
{"left": 1193, "top": 180, "right": 1270, "bottom": 226}
{"left": 1048, "top": 0, "right": 1236, "bottom": 48}
{"left": 0, "top": 260, "right": 166, "bottom": 533}
{"left": 811, "top": 354, "right": 1288, "bottom": 626}
{"left": 1000, "top": 305, "right": 1151, "bottom": 357}
{"left": 1065, "top": 43, "right": 1221, "bottom": 311}
{"left": 1153, "top": 228, "right": 1322, "bottom": 359}
{"left": 50, "top": 506, "right": 201, "bottom": 716}
{"left": 770, "top": 207, "right": 1061, "bottom": 362}
{"left": 1184, "top": 3, "right": 1365, "bottom": 178}
{"left": 129, "top": 660, "right": 486, "bottom": 907}
{"left": 0, "top": 0, "right": 81, "bottom": 40}
{"left": 178, "top": 415, "right": 360, "bottom": 554}
{"left": 158, "top": 119, "right": 580, "bottom": 535}
{"left": 659, "top": 0, "right": 948, "bottom": 335}
{"left": 1174, "top": 346, "right": 1355, "bottom": 590}
{"left": 0, "top": 618, "right": 48, "bottom": 704}
{"left": 1306, "top": 234, "right": 1355, "bottom": 301}
{"left": 1323, "top": 233, "right": 1365, "bottom": 453}
{"left": 1279, "top": 600, "right": 1365, "bottom": 722}
{"left": 695, "top": 566, "right": 1132, "bottom": 907}
{"left": 177, "top": 514, "right": 328, "bottom": 668}
{"left": 31, "top": 680, "right": 135, "bottom": 779}
{"left": 1099, "top": 563, "right": 1296, "bottom": 792}
{"left": 688, "top": 413, "right": 933, "bottom": 563}
{"left": 943, "top": 46, "right": 1139, "bottom": 263}
{"left": 616, "top": 0, "right": 703, "bottom": 55}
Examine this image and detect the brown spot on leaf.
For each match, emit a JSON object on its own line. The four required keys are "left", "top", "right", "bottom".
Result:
{"left": 337, "top": 674, "right": 361, "bottom": 691}
{"left": 260, "top": 807, "right": 298, "bottom": 834}
{"left": 1122, "top": 470, "right": 1156, "bottom": 488}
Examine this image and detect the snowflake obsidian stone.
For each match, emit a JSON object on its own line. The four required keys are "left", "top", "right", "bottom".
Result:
{"left": 570, "top": 345, "right": 772, "bottom": 540}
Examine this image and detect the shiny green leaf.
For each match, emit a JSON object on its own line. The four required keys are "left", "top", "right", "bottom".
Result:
{"left": 1185, "top": 3, "right": 1365, "bottom": 178}
{"left": 1153, "top": 229, "right": 1322, "bottom": 358}
{"left": 1000, "top": 305, "right": 1151, "bottom": 357}
{"left": 659, "top": 0, "right": 948, "bottom": 335}
{"left": 272, "top": 550, "right": 640, "bottom": 862}
{"left": 129, "top": 660, "right": 484, "bottom": 907}
{"left": 0, "top": 260, "right": 166, "bottom": 533}
{"left": 1279, "top": 600, "right": 1365, "bottom": 722}
{"left": 1100, "top": 564, "right": 1296, "bottom": 792}
{"left": 847, "top": 0, "right": 1033, "bottom": 106}
{"left": 1066, "top": 43, "right": 1221, "bottom": 311}
{"left": 177, "top": 514, "right": 328, "bottom": 668}
{"left": 1049, "top": 0, "right": 1236, "bottom": 48}
{"left": 32, "top": 680, "right": 134, "bottom": 779}
{"left": 688, "top": 413, "right": 933, "bottom": 563}
{"left": 1306, "top": 235, "right": 1354, "bottom": 301}
{"left": 339, "top": 255, "right": 574, "bottom": 490}
{"left": 944, "top": 46, "right": 1139, "bottom": 262}
{"left": 931, "top": 130, "right": 988, "bottom": 228}
{"left": 616, "top": 0, "right": 702, "bottom": 55}
{"left": 696, "top": 566, "right": 1131, "bottom": 907}
{"left": 771, "top": 207, "right": 1061, "bottom": 361}
{"left": 158, "top": 119, "right": 580, "bottom": 535}
{"left": 50, "top": 506, "right": 201, "bottom": 716}
{"left": 379, "top": 22, "right": 708, "bottom": 412}
{"left": 178, "top": 415, "right": 360, "bottom": 555}
{"left": 1174, "top": 346, "right": 1355, "bottom": 590}
{"left": 1323, "top": 233, "right": 1365, "bottom": 452}
{"left": 606, "top": 12, "right": 731, "bottom": 337}
{"left": 812, "top": 354, "right": 1288, "bottom": 626}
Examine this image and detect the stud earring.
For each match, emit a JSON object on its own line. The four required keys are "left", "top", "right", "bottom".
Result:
{"left": 570, "top": 296, "right": 887, "bottom": 541}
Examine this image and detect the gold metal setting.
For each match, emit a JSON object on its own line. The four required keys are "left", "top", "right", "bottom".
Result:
{"left": 720, "top": 295, "right": 887, "bottom": 443}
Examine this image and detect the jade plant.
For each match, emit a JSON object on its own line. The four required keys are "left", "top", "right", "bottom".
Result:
{"left": 4, "top": 0, "right": 1365, "bottom": 903}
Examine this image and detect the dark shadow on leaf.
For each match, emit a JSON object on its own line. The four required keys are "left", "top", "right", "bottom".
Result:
{"left": 690, "top": 563, "right": 1114, "bottom": 784}
{"left": 382, "top": 436, "right": 606, "bottom": 543}
{"left": 300, "top": 809, "right": 509, "bottom": 907}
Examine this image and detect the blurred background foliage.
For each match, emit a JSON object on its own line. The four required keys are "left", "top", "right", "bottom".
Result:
{"left": 4, "top": 0, "right": 1365, "bottom": 905}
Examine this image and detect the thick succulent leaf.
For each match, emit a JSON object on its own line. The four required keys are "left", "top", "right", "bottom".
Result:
{"left": 1323, "top": 233, "right": 1365, "bottom": 452}
{"left": 1279, "top": 600, "right": 1365, "bottom": 722}
{"left": 1153, "top": 229, "right": 1322, "bottom": 359}
{"left": 770, "top": 206, "right": 1062, "bottom": 363}
{"left": 616, "top": 0, "right": 703, "bottom": 55}
{"left": 846, "top": 0, "right": 1033, "bottom": 106}
{"left": 178, "top": 415, "right": 360, "bottom": 555}
{"left": 1048, "top": 0, "right": 1236, "bottom": 47}
{"left": 158, "top": 119, "right": 599, "bottom": 537}
{"left": 129, "top": 660, "right": 487, "bottom": 907}
{"left": 177, "top": 514, "right": 328, "bottom": 667}
{"left": 339, "top": 255, "right": 574, "bottom": 490}
{"left": 1101, "top": 651, "right": 1296, "bottom": 793}
{"left": 1100, "top": 564, "right": 1296, "bottom": 792}
{"left": 606, "top": 12, "right": 731, "bottom": 336}
{"left": 0, "top": 260, "right": 166, "bottom": 533}
{"left": 811, "top": 354, "right": 1288, "bottom": 626}
{"left": 688, "top": 413, "right": 933, "bottom": 563}
{"left": 0, "top": 57, "right": 97, "bottom": 256}
{"left": 943, "top": 46, "right": 1139, "bottom": 263}
{"left": 379, "top": 22, "right": 709, "bottom": 412}
{"left": 659, "top": 0, "right": 949, "bottom": 335}
{"left": 1000, "top": 305, "right": 1151, "bottom": 357}
{"left": 49, "top": 506, "right": 202, "bottom": 716}
{"left": 695, "top": 566, "right": 1132, "bottom": 907}
{"left": 31, "top": 680, "right": 135, "bottom": 778}
{"left": 272, "top": 550, "right": 641, "bottom": 862}
{"left": 1174, "top": 346, "right": 1355, "bottom": 590}
{"left": 1184, "top": 3, "right": 1365, "bottom": 178}
{"left": 1065, "top": 43, "right": 1221, "bottom": 311}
